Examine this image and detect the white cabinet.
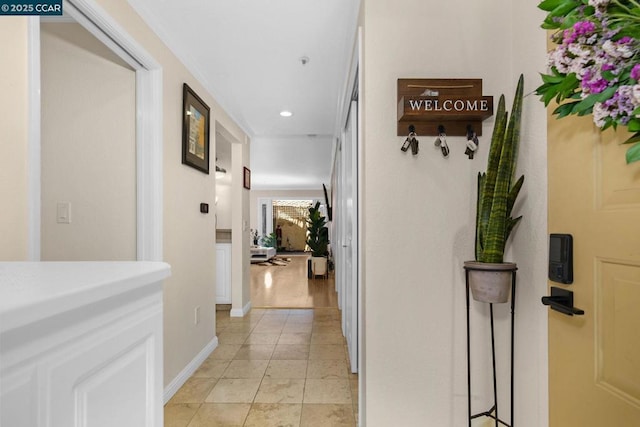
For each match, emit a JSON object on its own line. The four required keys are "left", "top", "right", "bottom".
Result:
{"left": 0, "top": 262, "right": 170, "bottom": 427}
{"left": 216, "top": 243, "right": 232, "bottom": 304}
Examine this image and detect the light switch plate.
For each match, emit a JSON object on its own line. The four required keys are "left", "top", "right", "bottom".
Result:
{"left": 57, "top": 202, "right": 71, "bottom": 224}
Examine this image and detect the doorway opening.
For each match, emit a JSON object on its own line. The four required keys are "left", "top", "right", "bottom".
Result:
{"left": 29, "top": 1, "right": 163, "bottom": 262}
{"left": 251, "top": 197, "right": 336, "bottom": 308}
{"left": 272, "top": 199, "right": 313, "bottom": 253}
{"left": 40, "top": 21, "right": 137, "bottom": 261}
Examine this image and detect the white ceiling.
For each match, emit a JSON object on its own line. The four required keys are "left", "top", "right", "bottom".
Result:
{"left": 250, "top": 135, "right": 333, "bottom": 190}
{"left": 127, "top": 0, "right": 360, "bottom": 189}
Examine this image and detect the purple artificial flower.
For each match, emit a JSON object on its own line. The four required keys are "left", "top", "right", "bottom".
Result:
{"left": 594, "top": 86, "right": 636, "bottom": 127}
{"left": 563, "top": 29, "right": 577, "bottom": 44}
{"left": 544, "top": 0, "right": 640, "bottom": 131}
{"left": 582, "top": 78, "right": 609, "bottom": 94}
{"left": 574, "top": 21, "right": 596, "bottom": 36}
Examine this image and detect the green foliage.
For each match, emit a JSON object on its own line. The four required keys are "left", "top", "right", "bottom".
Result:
{"left": 475, "top": 75, "right": 525, "bottom": 264}
{"left": 306, "top": 201, "right": 329, "bottom": 257}
{"left": 260, "top": 232, "right": 277, "bottom": 248}
{"left": 536, "top": 0, "right": 640, "bottom": 164}
{"left": 626, "top": 139, "right": 640, "bottom": 162}
{"left": 539, "top": 0, "right": 589, "bottom": 30}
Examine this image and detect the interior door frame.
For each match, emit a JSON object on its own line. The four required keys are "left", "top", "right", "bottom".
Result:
{"left": 28, "top": 0, "right": 163, "bottom": 261}
{"left": 342, "top": 99, "right": 358, "bottom": 374}
{"left": 332, "top": 24, "right": 363, "bottom": 424}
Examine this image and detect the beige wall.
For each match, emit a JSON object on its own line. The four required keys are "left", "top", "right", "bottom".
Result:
{"left": 360, "top": 0, "right": 548, "bottom": 425}
{"left": 231, "top": 136, "right": 251, "bottom": 313}
{"left": 0, "top": 18, "right": 29, "bottom": 261}
{"left": 40, "top": 23, "right": 136, "bottom": 261}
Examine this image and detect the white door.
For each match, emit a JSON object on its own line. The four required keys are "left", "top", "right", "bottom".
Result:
{"left": 334, "top": 153, "right": 344, "bottom": 308}
{"left": 341, "top": 100, "right": 358, "bottom": 373}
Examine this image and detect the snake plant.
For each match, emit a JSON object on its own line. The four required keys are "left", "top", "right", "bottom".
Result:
{"left": 475, "top": 74, "right": 525, "bottom": 263}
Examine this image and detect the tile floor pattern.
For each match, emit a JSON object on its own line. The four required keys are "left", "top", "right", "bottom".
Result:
{"left": 165, "top": 308, "right": 358, "bottom": 427}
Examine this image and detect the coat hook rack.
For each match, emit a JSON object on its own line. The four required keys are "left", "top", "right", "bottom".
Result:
{"left": 397, "top": 78, "right": 493, "bottom": 136}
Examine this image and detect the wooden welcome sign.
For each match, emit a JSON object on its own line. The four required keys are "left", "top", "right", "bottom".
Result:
{"left": 397, "top": 78, "right": 493, "bottom": 136}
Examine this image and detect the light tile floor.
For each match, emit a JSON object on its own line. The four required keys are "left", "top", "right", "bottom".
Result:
{"left": 165, "top": 308, "right": 358, "bottom": 427}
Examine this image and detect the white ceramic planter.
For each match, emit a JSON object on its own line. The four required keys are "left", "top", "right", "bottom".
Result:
{"left": 464, "top": 261, "right": 517, "bottom": 303}
{"left": 311, "top": 256, "right": 328, "bottom": 278}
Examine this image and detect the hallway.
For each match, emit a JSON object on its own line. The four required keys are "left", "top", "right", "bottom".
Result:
{"left": 250, "top": 255, "right": 338, "bottom": 308}
{"left": 164, "top": 308, "right": 358, "bottom": 426}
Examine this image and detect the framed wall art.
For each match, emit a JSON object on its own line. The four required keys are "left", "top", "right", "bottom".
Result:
{"left": 243, "top": 167, "right": 251, "bottom": 190}
{"left": 182, "top": 83, "right": 210, "bottom": 174}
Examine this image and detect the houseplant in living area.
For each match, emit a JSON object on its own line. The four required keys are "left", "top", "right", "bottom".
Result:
{"left": 260, "top": 232, "right": 277, "bottom": 248}
{"left": 306, "top": 201, "right": 329, "bottom": 278}
{"left": 465, "top": 74, "right": 525, "bottom": 303}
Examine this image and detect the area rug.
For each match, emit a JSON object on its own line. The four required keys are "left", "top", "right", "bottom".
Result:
{"left": 255, "top": 257, "right": 292, "bottom": 267}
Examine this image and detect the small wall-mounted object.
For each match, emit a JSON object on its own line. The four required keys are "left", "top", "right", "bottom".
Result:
{"left": 549, "top": 233, "right": 573, "bottom": 284}
{"left": 243, "top": 167, "right": 251, "bottom": 190}
{"left": 542, "top": 287, "right": 584, "bottom": 316}
{"left": 200, "top": 203, "right": 209, "bottom": 214}
{"left": 465, "top": 125, "right": 479, "bottom": 159}
{"left": 401, "top": 125, "right": 419, "bottom": 155}
{"left": 434, "top": 125, "right": 449, "bottom": 157}
{"left": 397, "top": 78, "right": 493, "bottom": 136}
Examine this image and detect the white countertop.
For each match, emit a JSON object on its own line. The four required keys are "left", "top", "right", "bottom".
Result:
{"left": 0, "top": 262, "right": 171, "bottom": 333}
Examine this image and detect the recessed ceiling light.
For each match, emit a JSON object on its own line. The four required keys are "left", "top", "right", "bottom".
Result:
{"left": 280, "top": 110, "right": 293, "bottom": 117}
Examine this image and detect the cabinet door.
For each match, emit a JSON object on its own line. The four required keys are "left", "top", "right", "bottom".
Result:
{"left": 0, "top": 368, "right": 38, "bottom": 427}
{"left": 46, "top": 306, "right": 162, "bottom": 427}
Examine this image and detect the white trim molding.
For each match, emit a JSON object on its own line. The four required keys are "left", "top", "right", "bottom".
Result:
{"left": 163, "top": 337, "right": 218, "bottom": 403}
{"left": 136, "top": 68, "right": 163, "bottom": 261}
{"left": 230, "top": 301, "right": 252, "bottom": 318}
{"left": 27, "top": 17, "right": 41, "bottom": 261}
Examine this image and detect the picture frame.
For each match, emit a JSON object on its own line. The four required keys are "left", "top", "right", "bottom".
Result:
{"left": 243, "top": 167, "right": 251, "bottom": 190}
{"left": 182, "top": 83, "right": 210, "bottom": 174}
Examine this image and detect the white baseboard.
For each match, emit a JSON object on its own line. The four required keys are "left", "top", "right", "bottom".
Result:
{"left": 163, "top": 336, "right": 218, "bottom": 404}
{"left": 230, "top": 301, "right": 252, "bottom": 317}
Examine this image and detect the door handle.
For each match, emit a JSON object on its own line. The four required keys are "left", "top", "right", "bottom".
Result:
{"left": 542, "top": 287, "right": 584, "bottom": 316}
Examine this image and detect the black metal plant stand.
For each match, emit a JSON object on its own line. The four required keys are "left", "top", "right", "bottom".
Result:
{"left": 464, "top": 266, "right": 517, "bottom": 427}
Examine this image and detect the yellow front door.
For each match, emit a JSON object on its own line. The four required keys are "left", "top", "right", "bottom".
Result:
{"left": 548, "top": 112, "right": 640, "bottom": 425}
